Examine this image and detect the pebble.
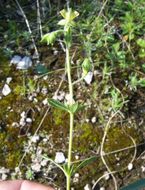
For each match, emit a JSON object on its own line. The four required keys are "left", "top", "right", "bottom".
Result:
{"left": 84, "top": 184, "right": 91, "bottom": 190}
{"left": 54, "top": 152, "right": 65, "bottom": 164}
{"left": 31, "top": 135, "right": 40, "bottom": 143}
{"left": 104, "top": 171, "right": 110, "bottom": 180}
{"left": 84, "top": 71, "right": 93, "bottom": 84}
{"left": 6, "top": 77, "right": 12, "bottom": 84}
{"left": 141, "top": 166, "right": 145, "bottom": 172}
{"left": 31, "top": 163, "right": 41, "bottom": 172}
{"left": 128, "top": 163, "right": 133, "bottom": 171}
{"left": 2, "top": 84, "right": 11, "bottom": 96}
{"left": 41, "top": 87, "right": 48, "bottom": 95}
{"left": 20, "top": 111, "right": 26, "bottom": 118}
{"left": 16, "top": 56, "right": 32, "bottom": 70}
{"left": 42, "top": 98, "right": 48, "bottom": 105}
{"left": 0, "top": 167, "right": 10, "bottom": 174}
{"left": 41, "top": 159, "right": 48, "bottom": 167}
{"left": 100, "top": 187, "right": 105, "bottom": 190}
{"left": 91, "top": 116, "right": 96, "bottom": 123}
{"left": 10, "top": 55, "right": 22, "bottom": 65}
{"left": 26, "top": 118, "right": 32, "bottom": 123}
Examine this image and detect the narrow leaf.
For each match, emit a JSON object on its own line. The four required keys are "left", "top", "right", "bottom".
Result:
{"left": 48, "top": 99, "right": 70, "bottom": 112}
{"left": 73, "top": 156, "right": 97, "bottom": 174}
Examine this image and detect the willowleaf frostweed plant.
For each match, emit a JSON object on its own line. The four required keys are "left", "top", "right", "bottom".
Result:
{"left": 41, "top": 8, "right": 94, "bottom": 190}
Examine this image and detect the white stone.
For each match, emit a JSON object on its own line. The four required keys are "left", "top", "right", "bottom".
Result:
{"left": 141, "top": 166, "right": 145, "bottom": 172}
{"left": 41, "top": 159, "right": 48, "bottom": 166}
{"left": 84, "top": 71, "right": 93, "bottom": 84}
{"left": 104, "top": 171, "right": 110, "bottom": 180}
{"left": 31, "top": 135, "right": 40, "bottom": 143}
{"left": 74, "top": 173, "right": 79, "bottom": 178}
{"left": 17, "top": 56, "right": 32, "bottom": 70}
{"left": 43, "top": 76, "right": 48, "bottom": 80}
{"left": 75, "top": 155, "right": 79, "bottom": 160}
{"left": 54, "top": 152, "right": 65, "bottom": 164}
{"left": 128, "top": 163, "right": 133, "bottom": 171}
{"left": 12, "top": 122, "right": 19, "bottom": 127}
{"left": 19, "top": 118, "right": 26, "bottom": 126}
{"left": 0, "top": 167, "right": 10, "bottom": 174}
{"left": 42, "top": 98, "right": 48, "bottom": 105}
{"left": 100, "top": 187, "right": 105, "bottom": 190}
{"left": 84, "top": 184, "right": 91, "bottom": 190}
{"left": 6, "top": 77, "right": 12, "bottom": 84}
{"left": 41, "top": 87, "right": 48, "bottom": 95}
{"left": 10, "top": 55, "right": 22, "bottom": 65}
{"left": 91, "top": 116, "right": 96, "bottom": 123}
{"left": 20, "top": 111, "right": 26, "bottom": 118}
{"left": 26, "top": 118, "right": 32, "bottom": 123}
{"left": 2, "top": 84, "right": 11, "bottom": 96}
{"left": 31, "top": 163, "right": 41, "bottom": 172}
{"left": 2, "top": 173, "right": 8, "bottom": 180}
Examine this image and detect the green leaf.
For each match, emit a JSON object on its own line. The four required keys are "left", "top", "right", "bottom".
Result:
{"left": 48, "top": 99, "right": 70, "bottom": 112}
{"left": 68, "top": 102, "right": 79, "bottom": 113}
{"left": 58, "top": 19, "right": 66, "bottom": 26}
{"left": 42, "top": 155, "right": 67, "bottom": 177}
{"left": 137, "top": 38, "right": 145, "bottom": 48}
{"left": 35, "top": 64, "right": 48, "bottom": 74}
{"left": 139, "top": 49, "right": 145, "bottom": 58}
{"left": 41, "top": 30, "right": 62, "bottom": 45}
{"left": 73, "top": 156, "right": 96, "bottom": 175}
{"left": 82, "top": 58, "right": 92, "bottom": 75}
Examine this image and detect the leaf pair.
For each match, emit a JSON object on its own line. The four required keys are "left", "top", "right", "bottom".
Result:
{"left": 58, "top": 9, "right": 79, "bottom": 26}
{"left": 48, "top": 99, "right": 84, "bottom": 114}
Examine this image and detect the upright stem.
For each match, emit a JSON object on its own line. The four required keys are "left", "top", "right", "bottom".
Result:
{"left": 66, "top": 45, "right": 74, "bottom": 190}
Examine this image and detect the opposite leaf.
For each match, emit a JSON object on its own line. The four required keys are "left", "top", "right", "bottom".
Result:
{"left": 41, "top": 30, "right": 62, "bottom": 45}
{"left": 48, "top": 99, "right": 70, "bottom": 113}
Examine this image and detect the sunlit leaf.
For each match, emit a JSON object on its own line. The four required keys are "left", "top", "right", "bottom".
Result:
{"left": 48, "top": 99, "right": 70, "bottom": 112}
{"left": 137, "top": 38, "right": 145, "bottom": 48}
{"left": 82, "top": 58, "right": 92, "bottom": 75}
{"left": 58, "top": 19, "right": 66, "bottom": 26}
{"left": 41, "top": 30, "right": 62, "bottom": 45}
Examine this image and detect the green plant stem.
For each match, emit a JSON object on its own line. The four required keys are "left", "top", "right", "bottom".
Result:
{"left": 66, "top": 45, "right": 74, "bottom": 190}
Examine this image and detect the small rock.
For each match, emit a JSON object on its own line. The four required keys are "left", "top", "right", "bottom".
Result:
{"left": 100, "top": 187, "right": 105, "bottom": 190}
{"left": 128, "top": 163, "right": 133, "bottom": 171}
{"left": 84, "top": 184, "right": 91, "bottom": 190}
{"left": 41, "top": 87, "right": 48, "bottom": 95}
{"left": 26, "top": 118, "right": 32, "bottom": 123}
{"left": 17, "top": 56, "right": 32, "bottom": 70}
{"left": 31, "top": 135, "right": 40, "bottom": 143}
{"left": 54, "top": 152, "right": 65, "bottom": 164}
{"left": 91, "top": 116, "right": 96, "bottom": 123}
{"left": 2, "top": 173, "right": 8, "bottom": 180}
{"left": 141, "top": 166, "right": 145, "bottom": 172}
{"left": 84, "top": 71, "right": 93, "bottom": 84}
{"left": 2, "top": 84, "right": 11, "bottom": 96}
{"left": 42, "top": 98, "right": 48, "bottom": 105}
{"left": 41, "top": 159, "right": 48, "bottom": 166}
{"left": 12, "top": 122, "right": 19, "bottom": 127}
{"left": 31, "top": 163, "right": 41, "bottom": 172}
{"left": 10, "top": 55, "right": 22, "bottom": 65}
{"left": 0, "top": 167, "right": 10, "bottom": 174}
{"left": 104, "top": 171, "right": 110, "bottom": 180}
{"left": 6, "top": 77, "right": 12, "bottom": 84}
{"left": 20, "top": 111, "right": 26, "bottom": 118}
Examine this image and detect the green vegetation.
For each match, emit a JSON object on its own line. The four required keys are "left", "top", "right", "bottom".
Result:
{"left": 0, "top": 0, "right": 145, "bottom": 189}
